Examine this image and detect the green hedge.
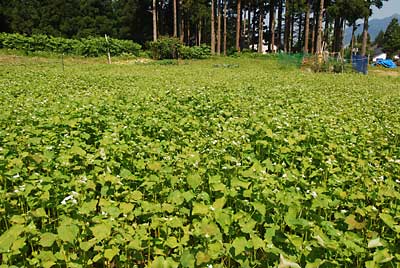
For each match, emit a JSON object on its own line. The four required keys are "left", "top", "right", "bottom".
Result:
{"left": 148, "top": 37, "right": 210, "bottom": 60}
{"left": 0, "top": 33, "right": 141, "bottom": 57}
{"left": 178, "top": 45, "right": 210, "bottom": 59}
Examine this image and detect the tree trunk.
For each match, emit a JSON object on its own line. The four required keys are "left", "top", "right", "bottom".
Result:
{"left": 187, "top": 19, "right": 190, "bottom": 45}
{"left": 224, "top": 0, "right": 227, "bottom": 55}
{"left": 217, "top": 0, "right": 221, "bottom": 55}
{"left": 284, "top": 0, "right": 290, "bottom": 52}
{"left": 269, "top": 0, "right": 275, "bottom": 52}
{"left": 277, "top": 0, "right": 283, "bottom": 50}
{"left": 252, "top": 6, "right": 256, "bottom": 50}
{"left": 236, "top": 0, "right": 241, "bottom": 52}
{"left": 350, "top": 23, "right": 356, "bottom": 62}
{"left": 180, "top": 16, "right": 184, "bottom": 42}
{"left": 304, "top": 0, "right": 310, "bottom": 53}
{"left": 211, "top": 0, "right": 215, "bottom": 55}
{"left": 153, "top": 0, "right": 157, "bottom": 41}
{"left": 316, "top": 0, "right": 324, "bottom": 54}
{"left": 199, "top": 21, "right": 202, "bottom": 45}
{"left": 298, "top": 13, "right": 303, "bottom": 52}
{"left": 247, "top": 6, "right": 251, "bottom": 47}
{"left": 324, "top": 10, "right": 330, "bottom": 49}
{"left": 173, "top": 0, "right": 177, "bottom": 37}
{"left": 333, "top": 16, "right": 340, "bottom": 52}
{"left": 289, "top": 1, "right": 294, "bottom": 52}
{"left": 243, "top": 8, "right": 246, "bottom": 38}
{"left": 339, "top": 18, "right": 345, "bottom": 56}
{"left": 258, "top": 6, "right": 264, "bottom": 53}
{"left": 361, "top": 15, "right": 368, "bottom": 56}
{"left": 311, "top": 15, "right": 316, "bottom": 54}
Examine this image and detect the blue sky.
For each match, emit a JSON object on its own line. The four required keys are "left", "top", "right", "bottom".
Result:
{"left": 371, "top": 0, "right": 400, "bottom": 19}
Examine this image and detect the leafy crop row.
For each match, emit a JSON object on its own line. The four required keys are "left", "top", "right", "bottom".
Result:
{"left": 0, "top": 57, "right": 399, "bottom": 267}
{"left": 0, "top": 33, "right": 141, "bottom": 57}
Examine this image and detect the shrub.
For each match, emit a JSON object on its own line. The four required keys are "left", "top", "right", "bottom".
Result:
{"left": 148, "top": 37, "right": 181, "bottom": 60}
{"left": 0, "top": 33, "right": 141, "bottom": 57}
{"left": 178, "top": 45, "right": 210, "bottom": 59}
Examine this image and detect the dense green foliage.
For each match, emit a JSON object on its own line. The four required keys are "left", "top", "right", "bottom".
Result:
{"left": 1, "top": 55, "right": 400, "bottom": 267}
{"left": 178, "top": 45, "right": 211, "bottom": 60}
{"left": 383, "top": 18, "right": 400, "bottom": 57}
{"left": 148, "top": 37, "right": 210, "bottom": 60}
{"left": 0, "top": 33, "right": 141, "bottom": 57}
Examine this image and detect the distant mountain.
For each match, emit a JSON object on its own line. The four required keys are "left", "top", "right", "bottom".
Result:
{"left": 344, "top": 14, "right": 400, "bottom": 45}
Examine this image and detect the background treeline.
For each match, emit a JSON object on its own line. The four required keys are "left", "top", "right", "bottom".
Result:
{"left": 0, "top": 0, "right": 393, "bottom": 57}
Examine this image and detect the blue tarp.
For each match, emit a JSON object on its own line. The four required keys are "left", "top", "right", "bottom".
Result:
{"left": 352, "top": 55, "right": 368, "bottom": 75}
{"left": 375, "top": 59, "right": 397, "bottom": 69}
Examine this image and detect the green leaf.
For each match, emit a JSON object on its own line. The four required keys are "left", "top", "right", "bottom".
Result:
{"left": 252, "top": 202, "right": 266, "bottom": 216}
{"left": 57, "top": 224, "right": 79, "bottom": 243}
{"left": 212, "top": 197, "right": 226, "bottom": 210}
{"left": 231, "top": 178, "right": 251, "bottom": 189}
{"left": 10, "top": 215, "right": 26, "bottom": 224}
{"left": 379, "top": 213, "right": 396, "bottom": 229}
{"left": 345, "top": 215, "right": 366, "bottom": 230}
{"left": 104, "top": 247, "right": 119, "bottom": 261}
{"left": 151, "top": 256, "right": 166, "bottom": 268}
{"left": 165, "top": 236, "right": 179, "bottom": 248}
{"left": 192, "top": 203, "right": 209, "bottom": 215}
{"left": 180, "top": 250, "right": 195, "bottom": 268}
{"left": 39, "top": 233, "right": 57, "bottom": 247}
{"left": 80, "top": 239, "right": 97, "bottom": 252}
{"left": 11, "top": 237, "right": 26, "bottom": 252}
{"left": 119, "top": 202, "right": 134, "bottom": 214}
{"left": 0, "top": 225, "right": 24, "bottom": 253}
{"left": 90, "top": 223, "right": 111, "bottom": 241}
{"left": 37, "top": 250, "right": 57, "bottom": 268}
{"left": 148, "top": 161, "right": 161, "bottom": 171}
{"left": 130, "top": 190, "right": 143, "bottom": 201}
{"left": 215, "top": 210, "right": 231, "bottom": 234}
{"left": 250, "top": 234, "right": 265, "bottom": 250}
{"left": 32, "top": 208, "right": 47, "bottom": 218}
{"left": 70, "top": 145, "right": 86, "bottom": 156}
{"left": 187, "top": 173, "right": 202, "bottom": 189}
{"left": 373, "top": 248, "right": 393, "bottom": 263}
{"left": 365, "top": 260, "right": 377, "bottom": 268}
{"left": 232, "top": 236, "right": 247, "bottom": 256}
{"left": 200, "top": 222, "right": 221, "bottom": 237}
{"left": 195, "top": 251, "right": 210, "bottom": 265}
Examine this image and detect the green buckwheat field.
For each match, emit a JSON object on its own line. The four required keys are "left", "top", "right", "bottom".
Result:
{"left": 1, "top": 55, "right": 400, "bottom": 268}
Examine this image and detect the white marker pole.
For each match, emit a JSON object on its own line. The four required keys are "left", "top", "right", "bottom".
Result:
{"left": 105, "top": 34, "right": 111, "bottom": 64}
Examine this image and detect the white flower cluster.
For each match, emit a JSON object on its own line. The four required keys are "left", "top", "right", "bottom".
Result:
{"left": 389, "top": 159, "right": 400, "bottom": 164}
{"left": 306, "top": 190, "right": 318, "bottom": 198}
{"left": 61, "top": 191, "right": 79, "bottom": 205}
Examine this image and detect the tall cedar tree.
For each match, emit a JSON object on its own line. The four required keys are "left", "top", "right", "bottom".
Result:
{"left": 383, "top": 18, "right": 400, "bottom": 57}
{"left": 362, "top": 0, "right": 388, "bottom": 56}
{"left": 236, "top": 0, "right": 242, "bottom": 52}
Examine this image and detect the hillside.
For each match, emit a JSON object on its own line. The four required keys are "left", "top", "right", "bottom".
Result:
{"left": 344, "top": 13, "right": 400, "bottom": 44}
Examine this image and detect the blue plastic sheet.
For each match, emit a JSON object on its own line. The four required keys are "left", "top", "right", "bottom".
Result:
{"left": 375, "top": 59, "right": 397, "bottom": 69}
{"left": 352, "top": 55, "right": 368, "bottom": 75}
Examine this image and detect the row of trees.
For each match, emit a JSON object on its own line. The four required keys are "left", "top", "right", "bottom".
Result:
{"left": 0, "top": 0, "right": 389, "bottom": 56}
{"left": 374, "top": 18, "right": 400, "bottom": 57}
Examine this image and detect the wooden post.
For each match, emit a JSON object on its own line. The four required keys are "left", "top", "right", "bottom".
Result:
{"left": 105, "top": 34, "right": 111, "bottom": 64}
{"left": 61, "top": 53, "right": 64, "bottom": 71}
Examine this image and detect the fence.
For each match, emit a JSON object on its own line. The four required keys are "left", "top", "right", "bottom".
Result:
{"left": 277, "top": 53, "right": 305, "bottom": 68}
{"left": 277, "top": 52, "right": 369, "bottom": 74}
{"left": 351, "top": 55, "right": 369, "bottom": 75}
